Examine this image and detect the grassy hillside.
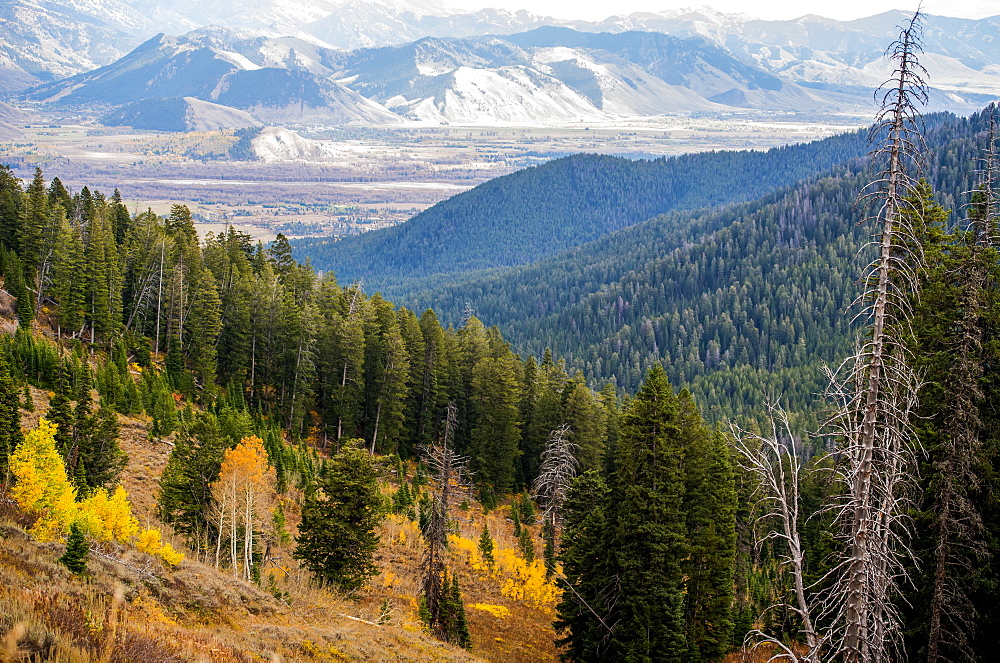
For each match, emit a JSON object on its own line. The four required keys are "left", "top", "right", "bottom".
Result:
{"left": 1, "top": 383, "right": 561, "bottom": 662}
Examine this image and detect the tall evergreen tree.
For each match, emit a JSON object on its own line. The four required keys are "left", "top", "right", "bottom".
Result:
{"left": 469, "top": 351, "right": 522, "bottom": 495}
{"left": 609, "top": 364, "right": 688, "bottom": 661}
{"left": 678, "top": 391, "right": 736, "bottom": 661}
{"left": 294, "top": 445, "right": 382, "bottom": 592}
{"left": 555, "top": 470, "right": 614, "bottom": 661}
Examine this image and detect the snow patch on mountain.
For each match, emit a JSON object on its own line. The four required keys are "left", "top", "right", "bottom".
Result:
{"left": 252, "top": 127, "right": 325, "bottom": 161}
{"left": 404, "top": 65, "right": 608, "bottom": 124}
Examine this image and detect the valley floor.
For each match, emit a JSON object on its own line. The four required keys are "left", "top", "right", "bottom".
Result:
{"left": 0, "top": 104, "right": 863, "bottom": 245}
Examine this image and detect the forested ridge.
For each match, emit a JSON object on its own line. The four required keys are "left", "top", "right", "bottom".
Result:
{"left": 381, "top": 110, "right": 997, "bottom": 424}
{"left": 292, "top": 124, "right": 872, "bottom": 287}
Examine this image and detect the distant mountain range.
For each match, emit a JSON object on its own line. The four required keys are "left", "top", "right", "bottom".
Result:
{"left": 26, "top": 32, "right": 402, "bottom": 126}
{"left": 3, "top": 2, "right": 999, "bottom": 127}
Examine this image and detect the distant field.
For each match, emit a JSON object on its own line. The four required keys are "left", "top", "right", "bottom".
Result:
{"left": 0, "top": 104, "right": 866, "bottom": 241}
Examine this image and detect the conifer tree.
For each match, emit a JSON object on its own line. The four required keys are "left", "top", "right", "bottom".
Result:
{"left": 445, "top": 570, "right": 472, "bottom": 649}
{"left": 416, "top": 308, "right": 450, "bottom": 446}
{"left": 562, "top": 376, "right": 606, "bottom": 473}
{"left": 469, "top": 351, "right": 522, "bottom": 495}
{"left": 294, "top": 444, "right": 382, "bottom": 592}
{"left": 479, "top": 523, "right": 495, "bottom": 567}
{"left": 186, "top": 267, "right": 223, "bottom": 399}
{"left": 18, "top": 168, "right": 47, "bottom": 322}
{"left": 59, "top": 521, "right": 89, "bottom": 574}
{"left": 52, "top": 216, "right": 86, "bottom": 337}
{"left": 158, "top": 412, "right": 229, "bottom": 546}
{"left": 363, "top": 294, "right": 409, "bottom": 454}
{"left": 678, "top": 392, "right": 736, "bottom": 661}
{"left": 83, "top": 205, "right": 123, "bottom": 343}
{"left": 555, "top": 470, "right": 614, "bottom": 660}
{"left": 903, "top": 162, "right": 1000, "bottom": 659}
{"left": 0, "top": 351, "right": 23, "bottom": 486}
{"left": 519, "top": 527, "right": 535, "bottom": 563}
{"left": 609, "top": 364, "right": 688, "bottom": 660}
{"left": 0, "top": 165, "right": 24, "bottom": 251}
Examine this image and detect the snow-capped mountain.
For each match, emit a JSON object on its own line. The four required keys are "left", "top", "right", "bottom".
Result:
{"left": 588, "top": 8, "right": 1000, "bottom": 95}
{"left": 334, "top": 29, "right": 863, "bottom": 122}
{"left": 0, "top": 0, "right": 154, "bottom": 89}
{"left": 26, "top": 33, "right": 402, "bottom": 125}
{"left": 4, "top": 0, "right": 1000, "bottom": 101}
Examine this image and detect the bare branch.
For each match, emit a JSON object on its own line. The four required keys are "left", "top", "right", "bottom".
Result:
{"left": 733, "top": 404, "right": 824, "bottom": 663}
{"left": 532, "top": 424, "right": 578, "bottom": 527}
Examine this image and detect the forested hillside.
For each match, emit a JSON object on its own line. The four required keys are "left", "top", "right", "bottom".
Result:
{"left": 0, "top": 166, "right": 628, "bottom": 497}
{"left": 382, "top": 110, "right": 994, "bottom": 423}
{"left": 0, "top": 160, "right": 741, "bottom": 661}
{"left": 292, "top": 125, "right": 871, "bottom": 288}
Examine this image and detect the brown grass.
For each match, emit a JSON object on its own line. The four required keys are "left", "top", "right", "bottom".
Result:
{"left": 6, "top": 386, "right": 490, "bottom": 661}
{"left": 0, "top": 515, "right": 485, "bottom": 662}
{"left": 10, "top": 349, "right": 565, "bottom": 662}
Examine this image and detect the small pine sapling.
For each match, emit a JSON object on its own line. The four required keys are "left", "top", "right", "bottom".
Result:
{"left": 519, "top": 492, "right": 536, "bottom": 526}
{"left": 59, "top": 521, "right": 89, "bottom": 574}
{"left": 479, "top": 524, "right": 495, "bottom": 568}
{"left": 450, "top": 573, "right": 472, "bottom": 650}
{"left": 519, "top": 527, "right": 535, "bottom": 564}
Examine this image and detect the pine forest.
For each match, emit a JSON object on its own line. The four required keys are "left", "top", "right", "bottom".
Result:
{"left": 1, "top": 10, "right": 1000, "bottom": 663}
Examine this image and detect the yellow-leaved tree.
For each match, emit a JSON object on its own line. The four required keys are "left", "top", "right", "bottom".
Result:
{"left": 10, "top": 419, "right": 183, "bottom": 565}
{"left": 9, "top": 418, "right": 77, "bottom": 541}
{"left": 209, "top": 435, "right": 275, "bottom": 579}
{"left": 77, "top": 485, "right": 139, "bottom": 543}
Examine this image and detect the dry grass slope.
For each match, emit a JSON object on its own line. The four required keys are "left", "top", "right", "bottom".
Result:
{"left": 2, "top": 381, "right": 562, "bottom": 661}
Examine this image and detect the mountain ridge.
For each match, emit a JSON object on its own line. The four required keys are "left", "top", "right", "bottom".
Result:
{"left": 291, "top": 123, "right": 872, "bottom": 288}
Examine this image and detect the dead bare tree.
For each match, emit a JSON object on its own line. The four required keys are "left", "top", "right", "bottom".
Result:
{"left": 532, "top": 423, "right": 578, "bottom": 530}
{"left": 420, "top": 402, "right": 470, "bottom": 639}
{"left": 819, "top": 10, "right": 929, "bottom": 662}
{"left": 922, "top": 104, "right": 998, "bottom": 663}
{"left": 733, "top": 405, "right": 824, "bottom": 663}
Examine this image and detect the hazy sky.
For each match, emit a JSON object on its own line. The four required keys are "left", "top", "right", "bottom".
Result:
{"left": 445, "top": 0, "right": 1000, "bottom": 22}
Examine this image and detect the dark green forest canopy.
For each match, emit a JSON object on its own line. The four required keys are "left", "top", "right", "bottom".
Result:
{"left": 291, "top": 123, "right": 873, "bottom": 289}
{"left": 312, "top": 110, "right": 992, "bottom": 425}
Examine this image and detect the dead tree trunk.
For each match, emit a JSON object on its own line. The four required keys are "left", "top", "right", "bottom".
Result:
{"left": 823, "top": 11, "right": 928, "bottom": 662}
